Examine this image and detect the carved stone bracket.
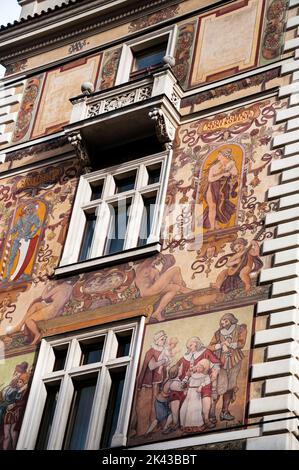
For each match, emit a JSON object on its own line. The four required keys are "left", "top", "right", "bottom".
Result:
{"left": 148, "top": 107, "right": 176, "bottom": 148}
{"left": 67, "top": 132, "right": 92, "bottom": 173}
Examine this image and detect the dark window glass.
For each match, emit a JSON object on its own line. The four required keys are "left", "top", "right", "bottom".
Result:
{"left": 81, "top": 339, "right": 105, "bottom": 365}
{"left": 90, "top": 181, "right": 104, "bottom": 201}
{"left": 114, "top": 173, "right": 136, "bottom": 193}
{"left": 35, "top": 382, "right": 60, "bottom": 450}
{"left": 105, "top": 200, "right": 131, "bottom": 255}
{"left": 116, "top": 331, "right": 132, "bottom": 358}
{"left": 53, "top": 346, "right": 68, "bottom": 372}
{"left": 100, "top": 368, "right": 126, "bottom": 449}
{"left": 79, "top": 212, "right": 96, "bottom": 261}
{"left": 138, "top": 195, "right": 157, "bottom": 246}
{"left": 63, "top": 377, "right": 97, "bottom": 450}
{"left": 147, "top": 165, "right": 161, "bottom": 185}
{"left": 134, "top": 44, "right": 166, "bottom": 71}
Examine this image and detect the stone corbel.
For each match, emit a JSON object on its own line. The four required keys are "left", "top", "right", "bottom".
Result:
{"left": 148, "top": 108, "right": 176, "bottom": 149}
{"left": 67, "top": 131, "right": 92, "bottom": 173}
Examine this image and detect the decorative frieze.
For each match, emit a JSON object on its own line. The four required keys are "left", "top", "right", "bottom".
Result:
{"left": 87, "top": 86, "right": 152, "bottom": 117}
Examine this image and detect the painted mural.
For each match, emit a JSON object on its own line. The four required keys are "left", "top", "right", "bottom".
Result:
{"left": 0, "top": 158, "right": 79, "bottom": 355}
{"left": 97, "top": 47, "right": 122, "bottom": 91}
{"left": 128, "top": 307, "right": 253, "bottom": 445}
{"left": 0, "top": 98, "right": 284, "bottom": 354}
{"left": 0, "top": 353, "right": 35, "bottom": 450}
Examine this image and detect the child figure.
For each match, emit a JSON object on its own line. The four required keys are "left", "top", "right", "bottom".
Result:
{"left": 180, "top": 359, "right": 211, "bottom": 431}
{"left": 157, "top": 337, "right": 179, "bottom": 375}
{"left": 145, "top": 364, "right": 183, "bottom": 436}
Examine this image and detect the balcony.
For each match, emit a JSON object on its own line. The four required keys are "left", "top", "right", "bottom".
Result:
{"left": 64, "top": 65, "right": 182, "bottom": 167}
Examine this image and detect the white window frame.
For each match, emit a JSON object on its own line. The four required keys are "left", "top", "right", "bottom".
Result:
{"left": 115, "top": 25, "right": 177, "bottom": 85}
{"left": 17, "top": 317, "right": 145, "bottom": 450}
{"left": 58, "top": 150, "right": 172, "bottom": 271}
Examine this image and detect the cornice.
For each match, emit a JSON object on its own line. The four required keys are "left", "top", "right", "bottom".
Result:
{"left": 0, "top": 0, "right": 176, "bottom": 63}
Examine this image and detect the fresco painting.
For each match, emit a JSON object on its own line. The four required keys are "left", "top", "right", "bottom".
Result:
{"left": 0, "top": 353, "right": 35, "bottom": 450}
{"left": 0, "top": 95, "right": 284, "bottom": 446}
{"left": 0, "top": 200, "right": 47, "bottom": 284}
{"left": 128, "top": 306, "right": 253, "bottom": 445}
{"left": 0, "top": 97, "right": 284, "bottom": 347}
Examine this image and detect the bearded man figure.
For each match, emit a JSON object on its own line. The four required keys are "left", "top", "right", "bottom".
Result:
{"left": 208, "top": 313, "right": 247, "bottom": 422}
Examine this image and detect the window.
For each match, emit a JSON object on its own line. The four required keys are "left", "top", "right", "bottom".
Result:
{"left": 58, "top": 151, "right": 171, "bottom": 271}
{"left": 17, "top": 319, "right": 144, "bottom": 450}
{"left": 115, "top": 26, "right": 176, "bottom": 85}
{"left": 130, "top": 41, "right": 168, "bottom": 79}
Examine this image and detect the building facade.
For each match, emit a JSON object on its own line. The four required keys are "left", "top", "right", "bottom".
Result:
{"left": 0, "top": 0, "right": 298, "bottom": 450}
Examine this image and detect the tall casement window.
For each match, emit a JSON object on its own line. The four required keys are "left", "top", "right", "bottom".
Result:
{"left": 17, "top": 319, "right": 144, "bottom": 449}
{"left": 58, "top": 151, "right": 171, "bottom": 272}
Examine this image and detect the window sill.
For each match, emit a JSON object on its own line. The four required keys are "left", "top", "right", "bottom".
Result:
{"left": 55, "top": 241, "right": 162, "bottom": 277}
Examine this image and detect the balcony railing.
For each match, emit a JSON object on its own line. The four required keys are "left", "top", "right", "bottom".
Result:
{"left": 69, "top": 65, "right": 182, "bottom": 125}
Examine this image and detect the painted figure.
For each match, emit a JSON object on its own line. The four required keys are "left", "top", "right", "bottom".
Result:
{"left": 176, "top": 336, "right": 220, "bottom": 430}
{"left": 2, "top": 203, "right": 42, "bottom": 282}
{"left": 208, "top": 313, "right": 247, "bottom": 421}
{"left": 214, "top": 238, "right": 263, "bottom": 293}
{"left": 157, "top": 336, "right": 179, "bottom": 375}
{"left": 0, "top": 362, "right": 29, "bottom": 450}
{"left": 145, "top": 364, "right": 184, "bottom": 436}
{"left": 202, "top": 148, "right": 238, "bottom": 231}
{"left": 134, "top": 330, "right": 169, "bottom": 436}
{"left": 135, "top": 255, "right": 192, "bottom": 322}
{"left": 7, "top": 280, "right": 73, "bottom": 345}
{"left": 180, "top": 359, "right": 211, "bottom": 431}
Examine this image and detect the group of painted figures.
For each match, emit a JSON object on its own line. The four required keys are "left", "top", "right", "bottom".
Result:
{"left": 131, "top": 313, "right": 247, "bottom": 438}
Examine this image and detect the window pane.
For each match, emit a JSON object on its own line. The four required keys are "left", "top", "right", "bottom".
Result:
{"left": 114, "top": 172, "right": 136, "bottom": 193}
{"left": 138, "top": 195, "right": 157, "bottom": 246}
{"left": 81, "top": 338, "right": 105, "bottom": 365}
{"left": 53, "top": 346, "right": 68, "bottom": 372}
{"left": 105, "top": 200, "right": 131, "bottom": 255}
{"left": 35, "top": 382, "right": 61, "bottom": 450}
{"left": 79, "top": 212, "right": 97, "bottom": 261}
{"left": 63, "top": 377, "right": 97, "bottom": 450}
{"left": 116, "top": 331, "right": 132, "bottom": 358}
{"left": 100, "top": 368, "right": 126, "bottom": 449}
{"left": 90, "top": 181, "right": 104, "bottom": 201}
{"left": 147, "top": 165, "right": 161, "bottom": 185}
{"left": 134, "top": 44, "right": 166, "bottom": 71}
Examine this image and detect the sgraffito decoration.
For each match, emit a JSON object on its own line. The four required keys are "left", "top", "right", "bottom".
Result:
{"left": 128, "top": 306, "right": 254, "bottom": 445}
{"left": 260, "top": 0, "right": 288, "bottom": 63}
{"left": 128, "top": 5, "right": 180, "bottom": 32}
{"left": 98, "top": 47, "right": 122, "bottom": 90}
{"left": 173, "top": 22, "right": 197, "bottom": 88}
{"left": 181, "top": 67, "right": 280, "bottom": 110}
{"left": 68, "top": 39, "right": 89, "bottom": 55}
{"left": 11, "top": 76, "right": 44, "bottom": 144}
{"left": 4, "top": 59, "right": 28, "bottom": 76}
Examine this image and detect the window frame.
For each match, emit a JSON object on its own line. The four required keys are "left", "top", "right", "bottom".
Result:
{"left": 115, "top": 25, "right": 177, "bottom": 85}
{"left": 17, "top": 318, "right": 145, "bottom": 450}
{"left": 58, "top": 150, "right": 172, "bottom": 271}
